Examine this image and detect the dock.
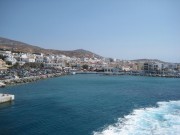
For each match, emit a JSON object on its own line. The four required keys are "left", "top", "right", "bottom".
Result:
{"left": 0, "top": 94, "right": 15, "bottom": 103}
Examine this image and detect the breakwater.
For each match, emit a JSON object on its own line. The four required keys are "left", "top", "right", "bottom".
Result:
{"left": 0, "top": 73, "right": 67, "bottom": 86}
{"left": 76, "top": 71, "right": 180, "bottom": 78}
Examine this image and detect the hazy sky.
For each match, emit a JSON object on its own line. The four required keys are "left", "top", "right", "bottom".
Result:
{"left": 0, "top": 0, "right": 180, "bottom": 62}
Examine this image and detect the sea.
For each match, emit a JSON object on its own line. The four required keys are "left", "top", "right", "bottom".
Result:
{"left": 0, "top": 74, "right": 180, "bottom": 135}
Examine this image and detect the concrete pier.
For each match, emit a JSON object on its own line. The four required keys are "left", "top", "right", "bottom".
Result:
{"left": 0, "top": 94, "right": 15, "bottom": 103}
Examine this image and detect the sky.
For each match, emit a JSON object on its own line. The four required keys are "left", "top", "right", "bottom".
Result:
{"left": 0, "top": 0, "right": 180, "bottom": 62}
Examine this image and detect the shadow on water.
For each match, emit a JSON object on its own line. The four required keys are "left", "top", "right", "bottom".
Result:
{"left": 0, "top": 101, "right": 15, "bottom": 109}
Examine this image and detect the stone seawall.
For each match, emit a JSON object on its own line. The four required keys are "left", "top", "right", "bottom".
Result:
{"left": 1, "top": 73, "right": 67, "bottom": 86}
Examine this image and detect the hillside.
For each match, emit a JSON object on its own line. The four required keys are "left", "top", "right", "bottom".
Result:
{"left": 0, "top": 37, "right": 102, "bottom": 58}
{"left": 131, "top": 59, "right": 170, "bottom": 64}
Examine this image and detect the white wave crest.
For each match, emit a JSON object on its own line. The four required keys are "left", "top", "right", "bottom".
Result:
{"left": 93, "top": 100, "right": 180, "bottom": 135}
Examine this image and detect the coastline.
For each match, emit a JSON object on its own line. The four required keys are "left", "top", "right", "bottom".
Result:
{"left": 76, "top": 71, "right": 180, "bottom": 78}
{"left": 1, "top": 71, "right": 179, "bottom": 87}
{"left": 0, "top": 72, "right": 68, "bottom": 87}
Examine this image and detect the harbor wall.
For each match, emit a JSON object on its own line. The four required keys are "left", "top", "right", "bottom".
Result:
{"left": 0, "top": 73, "right": 66, "bottom": 86}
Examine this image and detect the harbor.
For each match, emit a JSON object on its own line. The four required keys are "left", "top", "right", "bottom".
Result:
{"left": 0, "top": 74, "right": 179, "bottom": 135}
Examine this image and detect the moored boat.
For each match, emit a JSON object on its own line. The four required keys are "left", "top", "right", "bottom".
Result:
{"left": 0, "top": 82, "right": 6, "bottom": 87}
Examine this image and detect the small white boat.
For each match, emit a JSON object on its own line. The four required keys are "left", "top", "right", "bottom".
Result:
{"left": 0, "top": 82, "right": 6, "bottom": 87}
{"left": 71, "top": 72, "right": 76, "bottom": 75}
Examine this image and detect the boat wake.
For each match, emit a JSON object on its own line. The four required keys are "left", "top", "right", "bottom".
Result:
{"left": 93, "top": 100, "right": 180, "bottom": 135}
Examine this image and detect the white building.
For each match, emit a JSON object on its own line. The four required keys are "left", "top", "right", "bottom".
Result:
{"left": 27, "top": 56, "right": 36, "bottom": 63}
{"left": 17, "top": 53, "right": 36, "bottom": 63}
{"left": 5, "top": 56, "right": 17, "bottom": 65}
{"left": 121, "top": 66, "right": 131, "bottom": 71}
{"left": 0, "top": 50, "right": 12, "bottom": 56}
{"left": 35, "top": 57, "right": 44, "bottom": 63}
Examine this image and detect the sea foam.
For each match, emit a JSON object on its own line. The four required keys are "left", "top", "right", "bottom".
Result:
{"left": 93, "top": 100, "right": 180, "bottom": 135}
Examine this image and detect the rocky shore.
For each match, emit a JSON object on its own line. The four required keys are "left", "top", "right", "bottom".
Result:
{"left": 0, "top": 72, "right": 68, "bottom": 86}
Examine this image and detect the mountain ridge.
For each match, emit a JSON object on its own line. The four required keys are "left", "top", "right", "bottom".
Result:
{"left": 0, "top": 37, "right": 102, "bottom": 58}
{"left": 131, "top": 59, "right": 180, "bottom": 64}
{"left": 0, "top": 37, "right": 178, "bottom": 64}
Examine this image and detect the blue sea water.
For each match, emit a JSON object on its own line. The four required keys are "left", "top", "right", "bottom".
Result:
{"left": 0, "top": 75, "right": 180, "bottom": 135}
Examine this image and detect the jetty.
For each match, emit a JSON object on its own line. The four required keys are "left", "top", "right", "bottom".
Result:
{"left": 0, "top": 93, "right": 15, "bottom": 103}
{"left": 0, "top": 73, "right": 65, "bottom": 86}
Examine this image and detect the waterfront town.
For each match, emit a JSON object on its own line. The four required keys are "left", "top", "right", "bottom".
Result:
{"left": 0, "top": 49, "right": 180, "bottom": 86}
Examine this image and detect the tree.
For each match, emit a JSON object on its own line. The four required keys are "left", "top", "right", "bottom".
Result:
{"left": 0, "top": 55, "right": 7, "bottom": 60}
{"left": 22, "top": 62, "right": 44, "bottom": 69}
{"left": 11, "top": 63, "right": 21, "bottom": 69}
{"left": 6, "top": 61, "right": 12, "bottom": 65}
{"left": 65, "top": 62, "right": 70, "bottom": 67}
{"left": 82, "top": 64, "right": 89, "bottom": 70}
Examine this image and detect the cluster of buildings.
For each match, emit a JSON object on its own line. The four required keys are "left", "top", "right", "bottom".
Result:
{"left": 143, "top": 62, "right": 180, "bottom": 75}
{"left": 0, "top": 49, "right": 180, "bottom": 78}
{"left": 0, "top": 50, "right": 108, "bottom": 72}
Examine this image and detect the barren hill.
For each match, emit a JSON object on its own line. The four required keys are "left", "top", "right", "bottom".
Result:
{"left": 0, "top": 37, "right": 102, "bottom": 58}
